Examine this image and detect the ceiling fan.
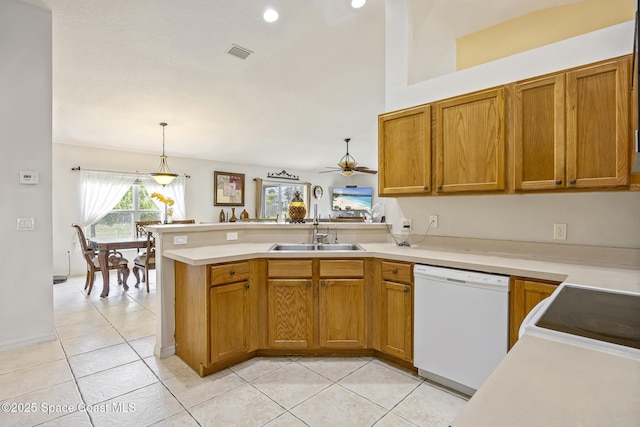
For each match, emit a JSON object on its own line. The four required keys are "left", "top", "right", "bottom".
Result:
{"left": 320, "top": 138, "right": 377, "bottom": 176}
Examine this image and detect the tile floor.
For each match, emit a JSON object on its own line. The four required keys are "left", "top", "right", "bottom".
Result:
{"left": 0, "top": 272, "right": 467, "bottom": 427}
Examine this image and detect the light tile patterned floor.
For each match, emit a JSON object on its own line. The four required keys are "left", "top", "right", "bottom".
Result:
{"left": 0, "top": 273, "right": 467, "bottom": 427}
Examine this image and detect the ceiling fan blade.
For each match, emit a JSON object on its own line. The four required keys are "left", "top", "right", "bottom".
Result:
{"left": 318, "top": 170, "right": 339, "bottom": 174}
{"left": 358, "top": 169, "right": 378, "bottom": 174}
{"left": 354, "top": 166, "right": 377, "bottom": 173}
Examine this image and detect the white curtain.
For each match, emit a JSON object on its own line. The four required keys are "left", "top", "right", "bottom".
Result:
{"left": 139, "top": 176, "right": 187, "bottom": 219}
{"left": 80, "top": 170, "right": 136, "bottom": 227}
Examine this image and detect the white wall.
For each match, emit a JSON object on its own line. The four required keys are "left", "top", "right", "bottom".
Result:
{"left": 0, "top": 0, "right": 55, "bottom": 350}
{"left": 382, "top": 1, "right": 640, "bottom": 249}
{"left": 53, "top": 143, "right": 378, "bottom": 276}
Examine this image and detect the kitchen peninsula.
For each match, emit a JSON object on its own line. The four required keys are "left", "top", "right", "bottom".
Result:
{"left": 151, "top": 222, "right": 640, "bottom": 426}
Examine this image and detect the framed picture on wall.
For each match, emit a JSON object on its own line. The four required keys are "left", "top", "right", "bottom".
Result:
{"left": 214, "top": 171, "right": 245, "bottom": 206}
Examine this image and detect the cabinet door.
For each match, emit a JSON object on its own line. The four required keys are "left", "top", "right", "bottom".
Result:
{"left": 381, "top": 281, "right": 412, "bottom": 361}
{"left": 209, "top": 281, "right": 249, "bottom": 363}
{"left": 514, "top": 75, "right": 566, "bottom": 190}
{"left": 509, "top": 278, "right": 558, "bottom": 349}
{"left": 378, "top": 105, "right": 432, "bottom": 195}
{"left": 267, "top": 279, "right": 314, "bottom": 349}
{"left": 566, "top": 58, "right": 630, "bottom": 188}
{"left": 319, "top": 279, "right": 365, "bottom": 348}
{"left": 436, "top": 88, "right": 506, "bottom": 193}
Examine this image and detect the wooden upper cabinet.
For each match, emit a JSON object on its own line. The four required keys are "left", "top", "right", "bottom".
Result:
{"left": 378, "top": 105, "right": 431, "bottom": 196}
{"left": 435, "top": 88, "right": 506, "bottom": 193}
{"left": 513, "top": 75, "right": 566, "bottom": 190}
{"left": 566, "top": 58, "right": 630, "bottom": 188}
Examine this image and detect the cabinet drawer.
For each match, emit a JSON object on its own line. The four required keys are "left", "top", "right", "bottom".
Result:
{"left": 209, "top": 262, "right": 250, "bottom": 286}
{"left": 381, "top": 261, "right": 413, "bottom": 284}
{"left": 268, "top": 259, "right": 313, "bottom": 278}
{"left": 319, "top": 259, "right": 364, "bottom": 278}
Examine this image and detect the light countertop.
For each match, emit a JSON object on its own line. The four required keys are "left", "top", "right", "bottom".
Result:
{"left": 452, "top": 335, "right": 640, "bottom": 427}
{"left": 163, "top": 242, "right": 640, "bottom": 293}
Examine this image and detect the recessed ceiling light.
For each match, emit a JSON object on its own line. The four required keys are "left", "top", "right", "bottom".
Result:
{"left": 351, "top": 0, "right": 366, "bottom": 8}
{"left": 263, "top": 8, "right": 279, "bottom": 23}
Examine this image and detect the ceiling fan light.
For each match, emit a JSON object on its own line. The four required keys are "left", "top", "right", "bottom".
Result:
{"left": 150, "top": 122, "right": 178, "bottom": 186}
{"left": 341, "top": 169, "right": 354, "bottom": 177}
{"left": 351, "top": 0, "right": 366, "bottom": 8}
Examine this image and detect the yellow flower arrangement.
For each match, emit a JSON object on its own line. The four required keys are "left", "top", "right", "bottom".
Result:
{"left": 151, "top": 192, "right": 175, "bottom": 217}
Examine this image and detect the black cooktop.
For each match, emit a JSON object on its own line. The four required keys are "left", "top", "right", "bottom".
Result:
{"left": 536, "top": 285, "right": 640, "bottom": 350}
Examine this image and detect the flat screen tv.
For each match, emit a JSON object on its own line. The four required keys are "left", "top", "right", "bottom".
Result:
{"left": 331, "top": 187, "right": 373, "bottom": 212}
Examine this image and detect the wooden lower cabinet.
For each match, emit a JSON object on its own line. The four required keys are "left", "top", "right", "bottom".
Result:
{"left": 375, "top": 260, "right": 413, "bottom": 362}
{"left": 319, "top": 259, "right": 366, "bottom": 348}
{"left": 267, "top": 279, "right": 313, "bottom": 348}
{"left": 319, "top": 278, "right": 365, "bottom": 348}
{"left": 175, "top": 260, "right": 255, "bottom": 376}
{"left": 266, "top": 260, "right": 314, "bottom": 349}
{"left": 175, "top": 256, "right": 417, "bottom": 376}
{"left": 509, "top": 277, "right": 560, "bottom": 349}
{"left": 209, "top": 281, "right": 250, "bottom": 363}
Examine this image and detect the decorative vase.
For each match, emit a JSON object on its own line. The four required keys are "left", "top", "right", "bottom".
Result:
{"left": 229, "top": 208, "right": 237, "bottom": 222}
{"left": 219, "top": 209, "right": 225, "bottom": 223}
{"left": 240, "top": 209, "right": 249, "bottom": 220}
{"left": 288, "top": 191, "right": 306, "bottom": 223}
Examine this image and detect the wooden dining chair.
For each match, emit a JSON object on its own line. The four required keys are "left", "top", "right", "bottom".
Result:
{"left": 135, "top": 220, "right": 161, "bottom": 237}
{"left": 170, "top": 219, "right": 196, "bottom": 224}
{"left": 71, "top": 224, "right": 130, "bottom": 295}
{"left": 133, "top": 231, "right": 155, "bottom": 292}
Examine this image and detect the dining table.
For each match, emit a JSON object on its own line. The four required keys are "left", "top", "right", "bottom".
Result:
{"left": 87, "top": 236, "right": 148, "bottom": 298}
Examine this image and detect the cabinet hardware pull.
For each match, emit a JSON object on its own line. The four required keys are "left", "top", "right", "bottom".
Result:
{"left": 392, "top": 269, "right": 398, "bottom": 275}
{"left": 404, "top": 287, "right": 409, "bottom": 293}
{"left": 569, "top": 179, "right": 576, "bottom": 185}
{"left": 245, "top": 284, "right": 250, "bottom": 289}
{"left": 423, "top": 185, "right": 428, "bottom": 190}
{"left": 555, "top": 180, "right": 562, "bottom": 185}
{"left": 321, "top": 281, "right": 326, "bottom": 287}
{"left": 230, "top": 270, "right": 235, "bottom": 276}
{"left": 306, "top": 282, "right": 311, "bottom": 288}
{"left": 437, "top": 184, "right": 443, "bottom": 190}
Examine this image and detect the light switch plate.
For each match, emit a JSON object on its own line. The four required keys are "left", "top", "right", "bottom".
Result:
{"left": 17, "top": 217, "right": 35, "bottom": 230}
{"left": 227, "top": 232, "right": 238, "bottom": 241}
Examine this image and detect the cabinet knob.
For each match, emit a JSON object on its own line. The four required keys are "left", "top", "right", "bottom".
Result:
{"left": 245, "top": 284, "right": 250, "bottom": 289}
{"left": 423, "top": 185, "right": 429, "bottom": 190}
{"left": 321, "top": 281, "right": 326, "bottom": 287}
{"left": 555, "top": 179, "right": 562, "bottom": 185}
{"left": 404, "top": 287, "right": 409, "bottom": 293}
{"left": 569, "top": 179, "right": 576, "bottom": 185}
{"left": 230, "top": 270, "right": 235, "bottom": 276}
{"left": 306, "top": 281, "right": 311, "bottom": 288}
{"left": 437, "top": 184, "right": 443, "bottom": 191}
{"left": 392, "top": 268, "right": 398, "bottom": 275}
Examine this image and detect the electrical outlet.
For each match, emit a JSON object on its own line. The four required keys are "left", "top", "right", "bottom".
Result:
{"left": 227, "top": 232, "right": 238, "bottom": 241}
{"left": 553, "top": 223, "right": 567, "bottom": 240}
{"left": 173, "top": 235, "right": 188, "bottom": 245}
{"left": 429, "top": 215, "right": 439, "bottom": 228}
{"left": 400, "top": 218, "right": 412, "bottom": 231}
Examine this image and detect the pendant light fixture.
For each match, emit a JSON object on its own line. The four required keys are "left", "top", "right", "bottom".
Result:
{"left": 150, "top": 122, "right": 178, "bottom": 186}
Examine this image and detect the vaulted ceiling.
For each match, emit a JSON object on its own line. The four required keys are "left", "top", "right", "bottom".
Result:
{"left": 22, "top": 0, "right": 585, "bottom": 171}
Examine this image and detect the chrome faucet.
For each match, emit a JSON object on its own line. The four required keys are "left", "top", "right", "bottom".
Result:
{"left": 312, "top": 204, "right": 328, "bottom": 244}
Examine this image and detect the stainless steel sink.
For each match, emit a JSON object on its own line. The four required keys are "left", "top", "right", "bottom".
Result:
{"left": 268, "top": 243, "right": 365, "bottom": 252}
{"left": 315, "top": 243, "right": 364, "bottom": 251}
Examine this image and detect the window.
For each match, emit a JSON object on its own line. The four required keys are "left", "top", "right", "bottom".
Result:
{"left": 88, "top": 184, "right": 160, "bottom": 238}
{"left": 261, "top": 182, "right": 311, "bottom": 220}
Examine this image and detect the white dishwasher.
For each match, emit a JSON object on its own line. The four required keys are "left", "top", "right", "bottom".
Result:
{"left": 413, "top": 264, "right": 509, "bottom": 396}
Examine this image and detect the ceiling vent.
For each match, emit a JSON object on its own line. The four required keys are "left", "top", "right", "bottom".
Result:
{"left": 226, "top": 44, "right": 253, "bottom": 60}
